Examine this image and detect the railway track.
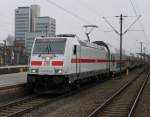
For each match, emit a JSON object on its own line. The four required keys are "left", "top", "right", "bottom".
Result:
{"left": 88, "top": 68, "right": 149, "bottom": 117}
{"left": 0, "top": 83, "right": 26, "bottom": 91}
{"left": 0, "top": 77, "right": 107, "bottom": 117}
{"left": 0, "top": 95, "right": 51, "bottom": 117}
{"left": 0, "top": 89, "right": 82, "bottom": 117}
{"left": 0, "top": 67, "right": 147, "bottom": 117}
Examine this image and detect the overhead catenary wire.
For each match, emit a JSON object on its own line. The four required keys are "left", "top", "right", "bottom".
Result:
{"left": 123, "top": 15, "right": 141, "bottom": 34}
{"left": 44, "top": 0, "right": 146, "bottom": 52}
{"left": 45, "top": 0, "right": 109, "bottom": 36}
{"left": 129, "top": 0, "right": 138, "bottom": 16}
{"left": 102, "top": 17, "right": 119, "bottom": 35}
{"left": 45, "top": 0, "right": 120, "bottom": 42}
{"left": 77, "top": 0, "right": 103, "bottom": 17}
{"left": 76, "top": 0, "right": 113, "bottom": 32}
{"left": 45, "top": 0, "right": 92, "bottom": 24}
{"left": 129, "top": 0, "right": 149, "bottom": 42}
{"left": 76, "top": 1, "right": 123, "bottom": 43}
{"left": 129, "top": 0, "right": 150, "bottom": 54}
{"left": 78, "top": 0, "right": 145, "bottom": 46}
{"left": 76, "top": 0, "right": 123, "bottom": 34}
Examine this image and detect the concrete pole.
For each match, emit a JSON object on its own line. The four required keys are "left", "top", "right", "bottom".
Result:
{"left": 119, "top": 14, "right": 123, "bottom": 79}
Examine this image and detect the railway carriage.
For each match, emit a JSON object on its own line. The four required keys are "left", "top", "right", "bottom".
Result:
{"left": 109, "top": 48, "right": 129, "bottom": 73}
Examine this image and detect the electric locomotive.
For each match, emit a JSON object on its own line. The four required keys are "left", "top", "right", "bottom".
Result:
{"left": 27, "top": 34, "right": 143, "bottom": 93}
{"left": 27, "top": 35, "right": 110, "bottom": 92}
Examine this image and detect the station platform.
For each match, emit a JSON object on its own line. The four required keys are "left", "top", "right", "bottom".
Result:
{"left": 0, "top": 72, "right": 27, "bottom": 87}
{"left": 0, "top": 65, "right": 28, "bottom": 75}
{"left": 0, "top": 65, "right": 28, "bottom": 69}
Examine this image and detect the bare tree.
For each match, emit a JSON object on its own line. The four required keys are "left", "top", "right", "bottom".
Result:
{"left": 6, "top": 34, "right": 14, "bottom": 46}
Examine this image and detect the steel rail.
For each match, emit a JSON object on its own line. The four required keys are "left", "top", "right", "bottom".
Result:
{"left": 0, "top": 75, "right": 106, "bottom": 117}
{"left": 0, "top": 93, "right": 64, "bottom": 117}
{"left": 0, "top": 83, "right": 26, "bottom": 90}
{"left": 128, "top": 72, "right": 150, "bottom": 117}
{"left": 88, "top": 67, "right": 148, "bottom": 117}
{"left": 0, "top": 67, "right": 148, "bottom": 117}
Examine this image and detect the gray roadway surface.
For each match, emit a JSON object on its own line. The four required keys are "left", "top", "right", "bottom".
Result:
{"left": 0, "top": 72, "right": 27, "bottom": 87}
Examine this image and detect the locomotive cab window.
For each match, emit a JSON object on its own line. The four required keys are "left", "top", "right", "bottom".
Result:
{"left": 73, "top": 45, "right": 77, "bottom": 55}
{"left": 33, "top": 38, "right": 66, "bottom": 54}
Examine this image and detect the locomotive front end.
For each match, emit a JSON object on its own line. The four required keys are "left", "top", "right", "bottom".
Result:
{"left": 27, "top": 37, "right": 67, "bottom": 91}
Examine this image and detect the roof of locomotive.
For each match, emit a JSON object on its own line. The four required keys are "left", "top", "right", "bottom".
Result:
{"left": 35, "top": 36, "right": 107, "bottom": 51}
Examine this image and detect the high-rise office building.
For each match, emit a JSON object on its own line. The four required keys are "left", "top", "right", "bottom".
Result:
{"left": 15, "top": 7, "right": 31, "bottom": 45}
{"left": 15, "top": 5, "right": 56, "bottom": 54}
{"left": 35, "top": 17, "right": 56, "bottom": 36}
{"left": 15, "top": 5, "right": 40, "bottom": 46}
{"left": 31, "top": 5, "right": 40, "bottom": 32}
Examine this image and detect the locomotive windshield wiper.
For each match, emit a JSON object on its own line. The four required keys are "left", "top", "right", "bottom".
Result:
{"left": 48, "top": 42, "right": 56, "bottom": 57}
{"left": 45, "top": 46, "right": 50, "bottom": 54}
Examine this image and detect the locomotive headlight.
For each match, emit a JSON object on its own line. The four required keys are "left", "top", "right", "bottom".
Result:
{"left": 55, "top": 69, "right": 63, "bottom": 74}
{"left": 58, "top": 69, "right": 63, "bottom": 74}
{"left": 32, "top": 69, "right": 36, "bottom": 73}
{"left": 46, "top": 57, "right": 51, "bottom": 61}
{"left": 31, "top": 69, "right": 38, "bottom": 73}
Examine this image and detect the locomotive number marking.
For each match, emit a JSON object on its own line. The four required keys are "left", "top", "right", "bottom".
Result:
{"left": 43, "top": 61, "right": 51, "bottom": 66}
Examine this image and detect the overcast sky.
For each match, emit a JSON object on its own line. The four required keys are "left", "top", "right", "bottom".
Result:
{"left": 0, "top": 0, "right": 149, "bottom": 54}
